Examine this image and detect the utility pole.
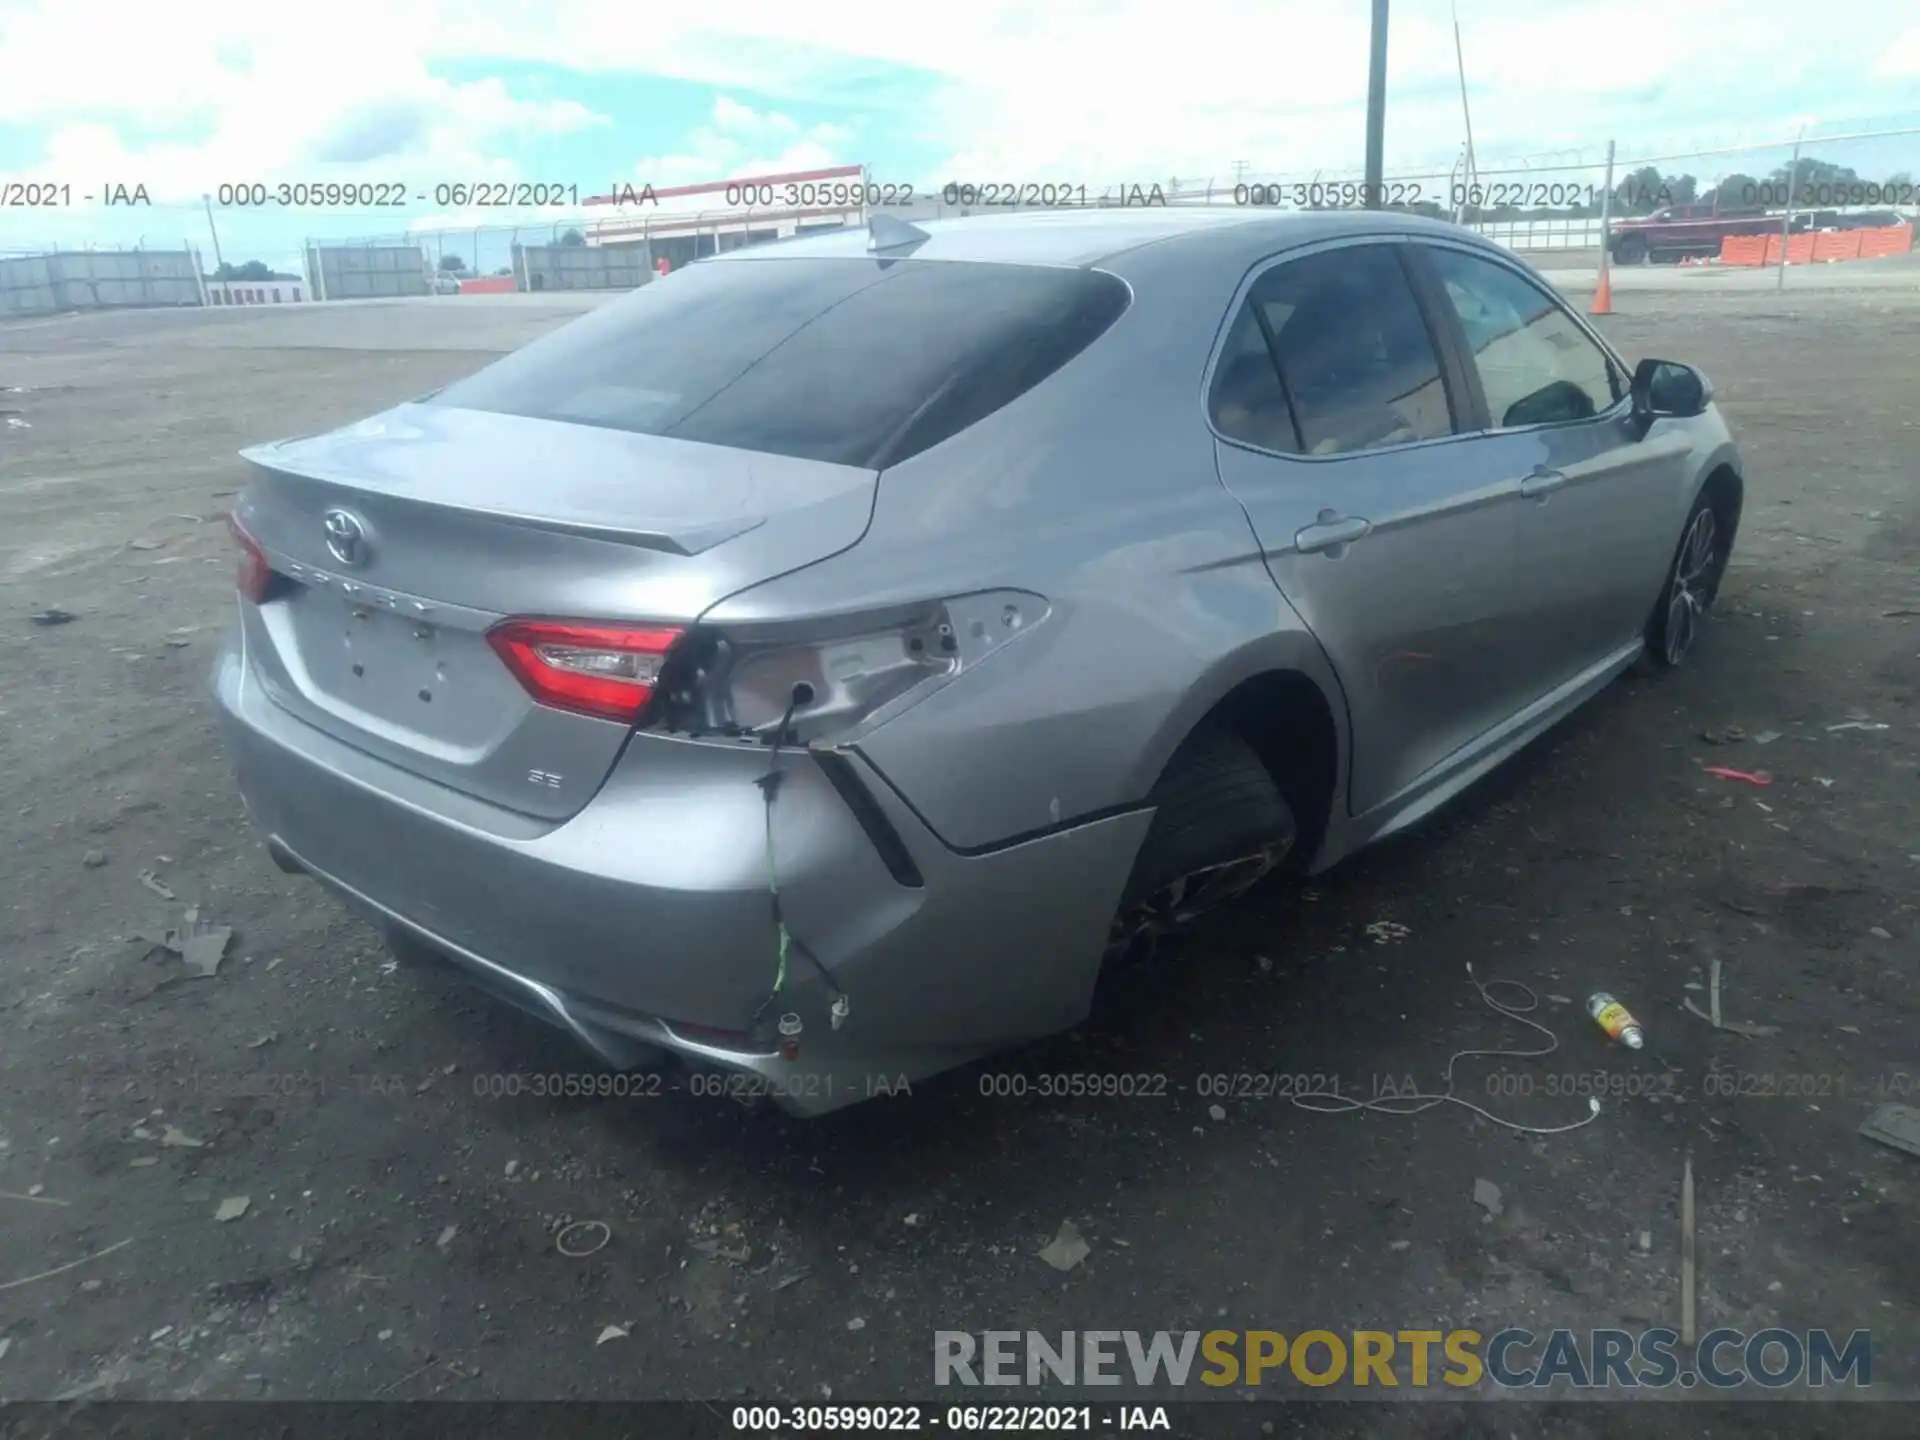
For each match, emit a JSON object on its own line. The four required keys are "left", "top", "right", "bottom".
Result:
{"left": 1364, "top": 0, "right": 1390, "bottom": 208}
{"left": 201, "top": 195, "right": 226, "bottom": 275}
{"left": 1452, "top": 2, "right": 1478, "bottom": 203}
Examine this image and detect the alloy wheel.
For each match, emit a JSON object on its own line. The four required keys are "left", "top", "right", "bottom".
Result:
{"left": 1104, "top": 841, "right": 1289, "bottom": 967}
{"left": 1663, "top": 507, "right": 1718, "bottom": 665}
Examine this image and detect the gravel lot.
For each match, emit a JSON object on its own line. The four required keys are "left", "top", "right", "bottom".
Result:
{"left": 1, "top": 282, "right": 1916, "bottom": 1434}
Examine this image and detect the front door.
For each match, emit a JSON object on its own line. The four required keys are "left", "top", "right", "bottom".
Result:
{"left": 1411, "top": 243, "right": 1693, "bottom": 694}
{"left": 1209, "top": 240, "right": 1528, "bottom": 818}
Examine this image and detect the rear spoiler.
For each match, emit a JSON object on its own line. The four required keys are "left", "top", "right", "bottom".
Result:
{"left": 239, "top": 442, "right": 766, "bottom": 557}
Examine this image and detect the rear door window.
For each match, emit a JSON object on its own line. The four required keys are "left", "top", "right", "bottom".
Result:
{"left": 1424, "top": 248, "right": 1621, "bottom": 428}
{"left": 1212, "top": 245, "right": 1457, "bottom": 457}
{"left": 1210, "top": 304, "right": 1299, "bottom": 453}
{"left": 432, "top": 258, "right": 1130, "bottom": 467}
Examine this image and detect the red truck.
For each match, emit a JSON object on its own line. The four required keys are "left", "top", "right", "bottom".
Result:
{"left": 1607, "top": 203, "right": 1801, "bottom": 264}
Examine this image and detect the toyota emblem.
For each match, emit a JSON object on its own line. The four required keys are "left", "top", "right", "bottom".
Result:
{"left": 322, "top": 508, "right": 369, "bottom": 567}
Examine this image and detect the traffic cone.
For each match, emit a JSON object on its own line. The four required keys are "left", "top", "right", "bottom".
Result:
{"left": 1590, "top": 265, "right": 1613, "bottom": 316}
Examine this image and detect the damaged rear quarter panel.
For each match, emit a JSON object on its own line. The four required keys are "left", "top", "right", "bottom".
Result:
{"left": 700, "top": 252, "right": 1340, "bottom": 853}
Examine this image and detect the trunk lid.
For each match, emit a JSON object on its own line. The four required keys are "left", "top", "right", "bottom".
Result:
{"left": 232, "top": 402, "right": 876, "bottom": 820}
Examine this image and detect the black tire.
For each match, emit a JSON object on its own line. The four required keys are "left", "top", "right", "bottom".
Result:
{"left": 1614, "top": 234, "right": 1649, "bottom": 266}
{"left": 1646, "top": 491, "right": 1730, "bottom": 668}
{"left": 1107, "top": 727, "right": 1296, "bottom": 965}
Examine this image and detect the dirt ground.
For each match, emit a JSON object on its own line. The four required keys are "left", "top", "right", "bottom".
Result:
{"left": 1, "top": 283, "right": 1916, "bottom": 1435}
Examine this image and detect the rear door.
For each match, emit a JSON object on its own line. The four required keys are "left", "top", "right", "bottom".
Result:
{"left": 1209, "top": 239, "right": 1528, "bottom": 818}
{"left": 1407, "top": 242, "right": 1691, "bottom": 696}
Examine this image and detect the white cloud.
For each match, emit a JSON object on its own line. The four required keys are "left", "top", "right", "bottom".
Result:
{"left": 711, "top": 96, "right": 797, "bottom": 139}
{"left": 625, "top": 97, "right": 852, "bottom": 188}
{"left": 430, "top": 0, "right": 1916, "bottom": 179}
{"left": 0, "top": 0, "right": 607, "bottom": 204}
{"left": 0, "top": 0, "right": 1914, "bottom": 206}
{"left": 1876, "top": 27, "right": 1920, "bottom": 75}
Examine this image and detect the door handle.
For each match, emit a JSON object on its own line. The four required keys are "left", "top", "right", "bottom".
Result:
{"left": 1294, "top": 513, "right": 1373, "bottom": 555}
{"left": 1519, "top": 467, "right": 1568, "bottom": 499}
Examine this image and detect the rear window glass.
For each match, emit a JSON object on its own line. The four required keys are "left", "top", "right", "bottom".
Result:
{"left": 431, "top": 258, "right": 1131, "bottom": 467}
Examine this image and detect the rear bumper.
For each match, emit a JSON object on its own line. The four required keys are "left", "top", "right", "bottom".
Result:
{"left": 211, "top": 616, "right": 1150, "bottom": 1115}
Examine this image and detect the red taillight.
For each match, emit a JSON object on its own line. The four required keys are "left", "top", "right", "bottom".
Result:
{"left": 487, "top": 619, "right": 684, "bottom": 723}
{"left": 228, "top": 512, "right": 274, "bottom": 603}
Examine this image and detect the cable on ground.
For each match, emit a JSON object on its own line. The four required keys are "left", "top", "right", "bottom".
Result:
{"left": 1288, "top": 963, "right": 1603, "bottom": 1135}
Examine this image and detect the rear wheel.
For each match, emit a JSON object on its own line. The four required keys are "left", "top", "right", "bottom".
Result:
{"left": 1106, "top": 727, "right": 1296, "bottom": 967}
{"left": 1647, "top": 492, "right": 1730, "bottom": 667}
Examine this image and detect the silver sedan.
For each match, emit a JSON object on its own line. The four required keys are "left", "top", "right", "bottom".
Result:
{"left": 213, "top": 209, "right": 1742, "bottom": 1113}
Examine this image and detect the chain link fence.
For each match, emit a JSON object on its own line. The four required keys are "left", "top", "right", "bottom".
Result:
{"left": 305, "top": 121, "right": 1917, "bottom": 298}
{"left": 8, "top": 119, "right": 1916, "bottom": 316}
{"left": 0, "top": 244, "right": 209, "bottom": 318}
{"left": 1212, "top": 121, "right": 1920, "bottom": 272}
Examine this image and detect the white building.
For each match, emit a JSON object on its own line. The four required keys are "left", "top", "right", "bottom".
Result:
{"left": 579, "top": 164, "right": 870, "bottom": 269}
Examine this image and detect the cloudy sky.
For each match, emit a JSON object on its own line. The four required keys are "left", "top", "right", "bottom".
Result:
{"left": 2, "top": 0, "right": 1917, "bottom": 273}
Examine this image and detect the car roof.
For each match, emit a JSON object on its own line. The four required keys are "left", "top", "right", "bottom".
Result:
{"left": 709, "top": 207, "right": 1488, "bottom": 269}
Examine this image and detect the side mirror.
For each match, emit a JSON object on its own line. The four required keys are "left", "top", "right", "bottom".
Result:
{"left": 1630, "top": 358, "right": 1713, "bottom": 436}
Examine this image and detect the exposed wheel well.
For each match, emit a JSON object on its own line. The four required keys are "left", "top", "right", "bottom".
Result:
{"left": 1700, "top": 463, "right": 1743, "bottom": 545}
{"left": 1184, "top": 671, "right": 1339, "bottom": 871}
